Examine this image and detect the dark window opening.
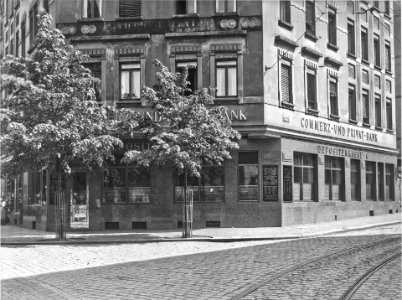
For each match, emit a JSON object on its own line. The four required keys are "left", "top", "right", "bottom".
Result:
{"left": 280, "top": 1, "right": 291, "bottom": 24}
{"left": 366, "top": 161, "right": 376, "bottom": 201}
{"left": 350, "top": 159, "right": 361, "bottom": 201}
{"left": 378, "top": 163, "right": 384, "bottom": 201}
{"left": 362, "top": 90, "right": 370, "bottom": 124}
{"left": 347, "top": 21, "right": 355, "bottom": 55}
{"left": 349, "top": 85, "right": 356, "bottom": 121}
{"left": 329, "top": 80, "right": 338, "bottom": 116}
{"left": 328, "top": 10, "right": 337, "bottom": 46}
{"left": 305, "top": 1, "right": 316, "bottom": 37}
{"left": 176, "top": 61, "right": 197, "bottom": 95}
{"left": 83, "top": 62, "right": 102, "bottom": 101}
{"left": 374, "top": 36, "right": 380, "bottom": 67}
{"left": 375, "top": 95, "right": 381, "bottom": 128}
{"left": 306, "top": 70, "right": 317, "bottom": 110}
{"left": 361, "top": 28, "right": 368, "bottom": 61}
{"left": 176, "top": 0, "right": 187, "bottom": 15}
{"left": 386, "top": 100, "right": 392, "bottom": 130}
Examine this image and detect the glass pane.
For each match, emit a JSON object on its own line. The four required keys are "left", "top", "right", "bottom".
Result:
{"left": 227, "top": 67, "right": 237, "bottom": 96}
{"left": 104, "top": 168, "right": 126, "bottom": 203}
{"left": 132, "top": 70, "right": 141, "bottom": 98}
{"left": 294, "top": 167, "right": 302, "bottom": 183}
{"left": 239, "top": 165, "right": 258, "bottom": 201}
{"left": 303, "top": 168, "right": 314, "bottom": 183}
{"left": 303, "top": 183, "right": 313, "bottom": 200}
{"left": 293, "top": 183, "right": 301, "bottom": 200}
{"left": 216, "top": 68, "right": 225, "bottom": 97}
{"left": 121, "top": 71, "right": 130, "bottom": 99}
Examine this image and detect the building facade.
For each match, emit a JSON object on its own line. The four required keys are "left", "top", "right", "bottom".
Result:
{"left": 1, "top": 0, "right": 399, "bottom": 231}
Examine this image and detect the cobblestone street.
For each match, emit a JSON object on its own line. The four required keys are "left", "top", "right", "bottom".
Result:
{"left": 1, "top": 225, "right": 401, "bottom": 300}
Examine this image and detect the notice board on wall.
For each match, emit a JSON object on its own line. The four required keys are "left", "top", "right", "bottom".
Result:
{"left": 283, "top": 165, "right": 293, "bottom": 202}
{"left": 262, "top": 165, "right": 278, "bottom": 201}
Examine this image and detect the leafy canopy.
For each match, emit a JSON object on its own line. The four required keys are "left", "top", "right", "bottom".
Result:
{"left": 122, "top": 60, "right": 241, "bottom": 177}
{"left": 1, "top": 13, "right": 141, "bottom": 176}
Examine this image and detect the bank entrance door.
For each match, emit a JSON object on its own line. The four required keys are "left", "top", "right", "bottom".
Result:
{"left": 70, "top": 172, "right": 89, "bottom": 229}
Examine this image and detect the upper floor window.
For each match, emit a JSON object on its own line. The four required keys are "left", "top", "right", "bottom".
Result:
{"left": 375, "top": 94, "right": 381, "bottom": 128}
{"left": 82, "top": 0, "right": 102, "bottom": 19}
{"left": 327, "top": 7, "right": 337, "bottom": 46}
{"left": 83, "top": 62, "right": 102, "bottom": 101}
{"left": 373, "top": 1, "right": 380, "bottom": 9}
{"left": 29, "top": 1, "right": 38, "bottom": 47}
{"left": 329, "top": 78, "right": 338, "bottom": 117}
{"left": 385, "top": 42, "right": 391, "bottom": 72}
{"left": 305, "top": 1, "right": 316, "bottom": 37}
{"left": 349, "top": 84, "right": 357, "bottom": 122}
{"left": 386, "top": 98, "right": 392, "bottom": 130}
{"left": 119, "top": 0, "right": 141, "bottom": 18}
{"left": 216, "top": 0, "right": 236, "bottom": 13}
{"left": 280, "top": 1, "right": 291, "bottom": 24}
{"left": 280, "top": 60, "right": 293, "bottom": 105}
{"left": 120, "top": 63, "right": 141, "bottom": 101}
{"left": 176, "top": 61, "right": 197, "bottom": 95}
{"left": 347, "top": 20, "right": 355, "bottom": 55}
{"left": 362, "top": 89, "right": 370, "bottom": 125}
{"left": 216, "top": 59, "right": 237, "bottom": 98}
{"left": 21, "top": 17, "right": 26, "bottom": 57}
{"left": 373, "top": 34, "right": 380, "bottom": 67}
{"left": 384, "top": 1, "right": 390, "bottom": 16}
{"left": 176, "top": 0, "right": 197, "bottom": 15}
{"left": 306, "top": 67, "right": 317, "bottom": 111}
{"left": 361, "top": 27, "right": 368, "bottom": 61}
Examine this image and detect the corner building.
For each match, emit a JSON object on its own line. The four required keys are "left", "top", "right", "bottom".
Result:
{"left": 2, "top": 0, "right": 399, "bottom": 231}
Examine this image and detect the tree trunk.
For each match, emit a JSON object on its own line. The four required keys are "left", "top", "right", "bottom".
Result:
{"left": 183, "top": 171, "right": 192, "bottom": 238}
{"left": 55, "top": 165, "right": 66, "bottom": 240}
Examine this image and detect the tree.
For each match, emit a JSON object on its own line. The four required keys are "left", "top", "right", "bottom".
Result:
{"left": 0, "top": 13, "right": 140, "bottom": 239}
{"left": 122, "top": 60, "right": 240, "bottom": 237}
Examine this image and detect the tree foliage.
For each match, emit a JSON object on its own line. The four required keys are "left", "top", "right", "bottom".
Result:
{"left": 0, "top": 13, "right": 141, "bottom": 177}
{"left": 122, "top": 59, "right": 241, "bottom": 177}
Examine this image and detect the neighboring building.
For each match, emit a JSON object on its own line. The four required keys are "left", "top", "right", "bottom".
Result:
{"left": 1, "top": 0, "right": 399, "bottom": 231}
{"left": 394, "top": 1, "right": 401, "bottom": 202}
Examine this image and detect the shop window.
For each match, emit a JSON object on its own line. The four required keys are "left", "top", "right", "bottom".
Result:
{"left": 294, "top": 152, "right": 316, "bottom": 201}
{"left": 280, "top": 60, "right": 293, "bottom": 106}
{"left": 176, "top": 61, "right": 197, "bottom": 95}
{"left": 83, "top": 62, "right": 101, "bottom": 101}
{"left": 325, "top": 156, "right": 344, "bottom": 201}
{"left": 82, "top": 0, "right": 102, "bottom": 18}
{"left": 361, "top": 27, "right": 368, "bottom": 61}
{"left": 30, "top": 171, "right": 45, "bottom": 205}
{"left": 386, "top": 98, "right": 392, "bottom": 130}
{"left": 15, "top": 174, "right": 23, "bottom": 211}
{"left": 329, "top": 78, "right": 338, "bottom": 118}
{"left": 366, "top": 161, "right": 376, "bottom": 201}
{"left": 385, "top": 164, "right": 394, "bottom": 200}
{"left": 378, "top": 163, "right": 384, "bottom": 201}
{"left": 216, "top": 0, "right": 236, "bottom": 13}
{"left": 327, "top": 8, "right": 337, "bottom": 47}
{"left": 306, "top": 67, "right": 317, "bottom": 111}
{"left": 238, "top": 152, "right": 259, "bottom": 201}
{"left": 385, "top": 42, "right": 391, "bottom": 72}
{"left": 119, "top": 0, "right": 141, "bottom": 18}
{"left": 175, "top": 167, "right": 224, "bottom": 202}
{"left": 280, "top": 1, "right": 291, "bottom": 24}
{"left": 176, "top": 0, "right": 197, "bottom": 15}
{"left": 103, "top": 166, "right": 150, "bottom": 203}
{"left": 348, "top": 85, "right": 357, "bottom": 122}
{"left": 29, "top": 2, "right": 38, "bottom": 48}
{"left": 216, "top": 59, "right": 237, "bottom": 98}
{"left": 375, "top": 95, "right": 381, "bottom": 128}
{"left": 120, "top": 63, "right": 141, "bottom": 101}
{"left": 373, "top": 35, "right": 380, "bottom": 67}
{"left": 347, "top": 20, "right": 355, "bottom": 56}
{"left": 305, "top": 1, "right": 316, "bottom": 38}
{"left": 362, "top": 89, "right": 370, "bottom": 125}
{"left": 6, "top": 176, "right": 16, "bottom": 212}
{"left": 350, "top": 159, "right": 361, "bottom": 201}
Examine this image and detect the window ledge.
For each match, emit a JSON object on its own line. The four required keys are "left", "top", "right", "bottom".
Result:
{"left": 117, "top": 100, "right": 142, "bottom": 108}
{"left": 361, "top": 59, "right": 370, "bottom": 66}
{"left": 214, "top": 98, "right": 240, "bottom": 105}
{"left": 116, "top": 16, "right": 143, "bottom": 21}
{"left": 172, "top": 13, "right": 200, "bottom": 19}
{"left": 385, "top": 70, "right": 393, "bottom": 76}
{"left": 374, "top": 64, "right": 382, "bottom": 71}
{"left": 349, "top": 119, "right": 358, "bottom": 124}
{"left": 347, "top": 53, "right": 356, "bottom": 60}
{"left": 386, "top": 129, "right": 394, "bottom": 133}
{"left": 363, "top": 122, "right": 371, "bottom": 128}
{"left": 214, "top": 12, "right": 239, "bottom": 17}
{"left": 375, "top": 126, "right": 383, "bottom": 131}
{"left": 278, "top": 19, "right": 293, "bottom": 31}
{"left": 330, "top": 114, "right": 340, "bottom": 121}
{"left": 281, "top": 101, "right": 294, "bottom": 110}
{"left": 307, "top": 107, "right": 319, "bottom": 116}
{"left": 327, "top": 43, "right": 339, "bottom": 52}
{"left": 304, "top": 32, "right": 318, "bottom": 42}
{"left": 80, "top": 17, "right": 104, "bottom": 22}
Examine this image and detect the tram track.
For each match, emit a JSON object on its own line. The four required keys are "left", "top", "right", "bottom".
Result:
{"left": 229, "top": 236, "right": 401, "bottom": 300}
{"left": 339, "top": 251, "right": 401, "bottom": 300}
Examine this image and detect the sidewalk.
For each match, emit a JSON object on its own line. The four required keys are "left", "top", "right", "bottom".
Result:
{"left": 1, "top": 213, "right": 401, "bottom": 245}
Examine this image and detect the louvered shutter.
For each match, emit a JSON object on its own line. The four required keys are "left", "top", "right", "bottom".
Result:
{"left": 330, "top": 81, "right": 338, "bottom": 115}
{"left": 281, "top": 64, "right": 291, "bottom": 103}
{"left": 306, "top": 1, "right": 315, "bottom": 35}
{"left": 119, "top": 0, "right": 142, "bottom": 18}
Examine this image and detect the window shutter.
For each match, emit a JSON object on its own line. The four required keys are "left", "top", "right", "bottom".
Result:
{"left": 281, "top": 64, "right": 291, "bottom": 103}
{"left": 119, "top": 0, "right": 142, "bottom": 18}
{"left": 306, "top": 1, "right": 315, "bottom": 35}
